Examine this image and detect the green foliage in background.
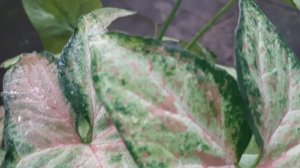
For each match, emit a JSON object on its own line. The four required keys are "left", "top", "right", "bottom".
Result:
{"left": 22, "top": 0, "right": 102, "bottom": 53}
{"left": 283, "top": 0, "right": 300, "bottom": 9}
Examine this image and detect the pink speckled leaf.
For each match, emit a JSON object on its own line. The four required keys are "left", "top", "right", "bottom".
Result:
{"left": 236, "top": 0, "right": 300, "bottom": 167}
{"left": 2, "top": 8, "right": 138, "bottom": 167}
{"left": 91, "top": 32, "right": 251, "bottom": 167}
{"left": 2, "top": 54, "right": 136, "bottom": 167}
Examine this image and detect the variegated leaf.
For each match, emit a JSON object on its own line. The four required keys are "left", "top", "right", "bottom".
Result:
{"left": 91, "top": 32, "right": 251, "bottom": 167}
{"left": 236, "top": 0, "right": 300, "bottom": 167}
{"left": 2, "top": 8, "right": 138, "bottom": 167}
{"left": 2, "top": 53, "right": 136, "bottom": 168}
{"left": 59, "top": 7, "right": 135, "bottom": 143}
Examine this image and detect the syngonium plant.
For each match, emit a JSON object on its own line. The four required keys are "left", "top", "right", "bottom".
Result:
{"left": 1, "top": 0, "right": 300, "bottom": 167}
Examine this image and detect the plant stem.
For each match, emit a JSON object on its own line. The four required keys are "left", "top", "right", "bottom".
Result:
{"left": 157, "top": 0, "right": 182, "bottom": 41}
{"left": 186, "top": 0, "right": 236, "bottom": 49}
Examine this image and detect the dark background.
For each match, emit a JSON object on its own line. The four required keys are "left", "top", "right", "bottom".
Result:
{"left": 0, "top": 0, "right": 300, "bottom": 95}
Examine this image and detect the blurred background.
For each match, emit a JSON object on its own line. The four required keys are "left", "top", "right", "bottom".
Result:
{"left": 0, "top": 0, "right": 300, "bottom": 94}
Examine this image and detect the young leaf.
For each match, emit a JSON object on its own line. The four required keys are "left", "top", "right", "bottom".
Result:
{"left": 236, "top": 0, "right": 300, "bottom": 166}
{"left": 2, "top": 53, "right": 137, "bottom": 167}
{"left": 59, "top": 8, "right": 135, "bottom": 143}
{"left": 91, "top": 32, "right": 251, "bottom": 167}
{"left": 22, "top": 0, "right": 102, "bottom": 53}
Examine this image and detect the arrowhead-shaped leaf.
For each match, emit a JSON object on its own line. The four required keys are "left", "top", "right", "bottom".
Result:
{"left": 236, "top": 0, "right": 300, "bottom": 166}
{"left": 22, "top": 0, "right": 102, "bottom": 53}
{"left": 91, "top": 32, "right": 251, "bottom": 167}
{"left": 2, "top": 53, "right": 136, "bottom": 168}
{"left": 2, "top": 8, "right": 137, "bottom": 168}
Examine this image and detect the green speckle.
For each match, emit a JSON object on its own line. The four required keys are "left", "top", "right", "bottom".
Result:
{"left": 110, "top": 154, "right": 123, "bottom": 163}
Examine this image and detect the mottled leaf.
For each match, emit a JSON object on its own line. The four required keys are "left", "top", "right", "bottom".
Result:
{"left": 91, "top": 32, "right": 251, "bottom": 167}
{"left": 59, "top": 8, "right": 135, "bottom": 143}
{"left": 236, "top": 0, "right": 300, "bottom": 166}
{"left": 2, "top": 53, "right": 136, "bottom": 167}
{"left": 22, "top": 0, "right": 102, "bottom": 53}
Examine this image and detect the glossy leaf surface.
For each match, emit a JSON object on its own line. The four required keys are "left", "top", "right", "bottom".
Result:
{"left": 236, "top": 0, "right": 300, "bottom": 166}
{"left": 22, "top": 0, "right": 102, "bottom": 53}
{"left": 92, "top": 32, "right": 251, "bottom": 167}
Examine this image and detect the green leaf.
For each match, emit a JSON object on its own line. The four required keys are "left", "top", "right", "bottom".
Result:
{"left": 282, "top": 0, "right": 300, "bottom": 9}
{"left": 237, "top": 0, "right": 300, "bottom": 166}
{"left": 22, "top": 0, "right": 102, "bottom": 53}
{"left": 295, "top": 0, "right": 300, "bottom": 9}
{"left": 282, "top": 0, "right": 297, "bottom": 8}
{"left": 92, "top": 32, "right": 251, "bottom": 167}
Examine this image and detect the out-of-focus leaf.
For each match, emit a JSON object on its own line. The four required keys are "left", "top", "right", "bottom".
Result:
{"left": 295, "top": 0, "right": 300, "bottom": 9}
{"left": 282, "top": 0, "right": 300, "bottom": 9}
{"left": 92, "top": 32, "right": 251, "bottom": 167}
{"left": 282, "top": 0, "right": 298, "bottom": 8}
{"left": 22, "top": 0, "right": 102, "bottom": 53}
{"left": 237, "top": 0, "right": 300, "bottom": 166}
